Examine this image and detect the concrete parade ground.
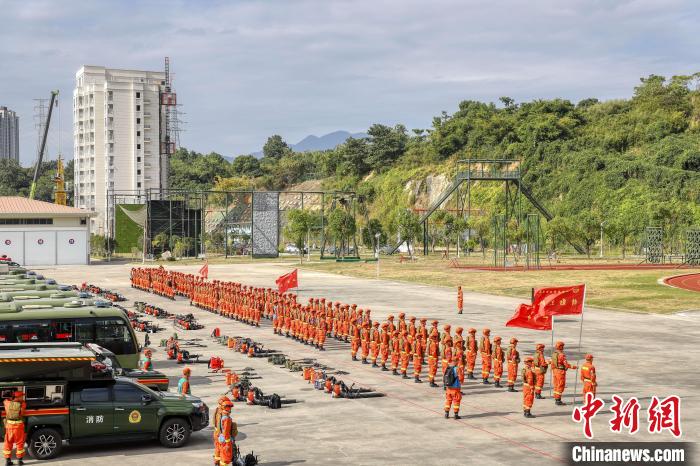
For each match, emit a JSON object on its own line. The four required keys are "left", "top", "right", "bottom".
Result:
{"left": 32, "top": 262, "right": 700, "bottom": 465}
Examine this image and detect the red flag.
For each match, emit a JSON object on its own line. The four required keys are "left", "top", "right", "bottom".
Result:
{"left": 198, "top": 262, "right": 209, "bottom": 279}
{"left": 533, "top": 284, "right": 585, "bottom": 316}
{"left": 506, "top": 303, "right": 552, "bottom": 330}
{"left": 276, "top": 269, "right": 298, "bottom": 294}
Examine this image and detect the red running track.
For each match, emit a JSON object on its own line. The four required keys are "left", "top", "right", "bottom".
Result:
{"left": 450, "top": 262, "right": 691, "bottom": 271}
{"left": 664, "top": 273, "right": 700, "bottom": 292}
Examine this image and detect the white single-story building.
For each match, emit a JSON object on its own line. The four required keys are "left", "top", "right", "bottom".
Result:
{"left": 0, "top": 197, "right": 95, "bottom": 266}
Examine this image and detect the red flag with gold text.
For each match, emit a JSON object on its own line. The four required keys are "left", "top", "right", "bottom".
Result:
{"left": 533, "top": 284, "right": 585, "bottom": 316}
{"left": 505, "top": 303, "right": 552, "bottom": 330}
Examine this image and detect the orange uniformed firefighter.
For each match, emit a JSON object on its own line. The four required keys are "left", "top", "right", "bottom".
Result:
{"left": 581, "top": 354, "right": 597, "bottom": 397}
{"left": 506, "top": 337, "right": 520, "bottom": 392}
{"left": 217, "top": 399, "right": 238, "bottom": 466}
{"left": 3, "top": 391, "right": 26, "bottom": 465}
{"left": 533, "top": 343, "right": 548, "bottom": 399}
{"left": 522, "top": 356, "right": 536, "bottom": 418}
{"left": 465, "top": 328, "right": 477, "bottom": 379}
{"left": 457, "top": 286, "right": 463, "bottom": 314}
{"left": 178, "top": 367, "right": 191, "bottom": 396}
{"left": 480, "top": 328, "right": 492, "bottom": 384}
{"left": 213, "top": 396, "right": 231, "bottom": 466}
{"left": 443, "top": 357, "right": 462, "bottom": 420}
{"left": 427, "top": 333, "right": 440, "bottom": 387}
{"left": 492, "top": 336, "right": 504, "bottom": 388}
{"left": 551, "top": 341, "right": 576, "bottom": 405}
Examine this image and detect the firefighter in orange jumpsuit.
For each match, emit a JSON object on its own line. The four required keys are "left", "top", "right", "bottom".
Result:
{"left": 379, "top": 323, "right": 390, "bottom": 371}
{"left": 360, "top": 321, "right": 371, "bottom": 364}
{"left": 457, "top": 286, "right": 463, "bottom": 314}
{"left": 492, "top": 336, "right": 504, "bottom": 388}
{"left": 440, "top": 325, "right": 452, "bottom": 375}
{"left": 400, "top": 333, "right": 411, "bottom": 379}
{"left": 506, "top": 337, "right": 520, "bottom": 392}
{"left": 443, "top": 356, "right": 462, "bottom": 419}
{"left": 212, "top": 395, "right": 231, "bottom": 466}
{"left": 397, "top": 313, "right": 407, "bottom": 335}
{"left": 390, "top": 330, "right": 401, "bottom": 375}
{"left": 3, "top": 391, "right": 26, "bottom": 465}
{"left": 533, "top": 343, "right": 548, "bottom": 399}
{"left": 480, "top": 328, "right": 492, "bottom": 384}
{"left": 465, "top": 328, "right": 477, "bottom": 379}
{"left": 427, "top": 333, "right": 440, "bottom": 387}
{"left": 350, "top": 318, "right": 361, "bottom": 361}
{"left": 580, "top": 354, "right": 597, "bottom": 396}
{"left": 522, "top": 356, "right": 536, "bottom": 418}
{"left": 370, "top": 321, "right": 380, "bottom": 367}
{"left": 217, "top": 399, "right": 237, "bottom": 466}
{"left": 551, "top": 341, "right": 576, "bottom": 405}
{"left": 412, "top": 332, "right": 423, "bottom": 383}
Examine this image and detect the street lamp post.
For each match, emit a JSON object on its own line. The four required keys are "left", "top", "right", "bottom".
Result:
{"left": 375, "top": 232, "right": 381, "bottom": 279}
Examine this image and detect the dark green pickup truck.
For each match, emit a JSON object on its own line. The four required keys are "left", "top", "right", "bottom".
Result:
{"left": 0, "top": 346, "right": 208, "bottom": 460}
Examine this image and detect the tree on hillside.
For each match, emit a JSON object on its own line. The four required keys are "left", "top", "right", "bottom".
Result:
{"left": 284, "top": 209, "right": 313, "bottom": 264}
{"left": 231, "top": 155, "right": 262, "bottom": 177}
{"left": 337, "top": 137, "right": 370, "bottom": 176}
{"left": 393, "top": 208, "right": 421, "bottom": 259}
{"left": 365, "top": 124, "right": 408, "bottom": 172}
{"left": 569, "top": 212, "right": 601, "bottom": 258}
{"left": 263, "top": 135, "right": 292, "bottom": 160}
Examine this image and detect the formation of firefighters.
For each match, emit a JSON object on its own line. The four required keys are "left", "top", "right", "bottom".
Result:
{"left": 130, "top": 266, "right": 598, "bottom": 421}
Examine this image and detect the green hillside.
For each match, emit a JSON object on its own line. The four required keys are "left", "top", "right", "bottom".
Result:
{"left": 170, "top": 73, "right": 700, "bottom": 255}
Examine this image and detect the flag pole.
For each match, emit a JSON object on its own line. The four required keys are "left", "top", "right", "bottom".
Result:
{"left": 572, "top": 285, "right": 586, "bottom": 405}
{"left": 550, "top": 315, "right": 555, "bottom": 397}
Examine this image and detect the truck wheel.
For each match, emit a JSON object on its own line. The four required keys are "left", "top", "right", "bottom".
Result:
{"left": 28, "top": 428, "right": 63, "bottom": 460}
{"left": 159, "top": 418, "right": 190, "bottom": 448}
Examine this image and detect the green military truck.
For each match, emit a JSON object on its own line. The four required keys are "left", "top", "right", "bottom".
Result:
{"left": 0, "top": 344, "right": 208, "bottom": 460}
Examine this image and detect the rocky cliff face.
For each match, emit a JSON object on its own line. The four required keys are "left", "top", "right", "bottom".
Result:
{"left": 404, "top": 174, "right": 450, "bottom": 210}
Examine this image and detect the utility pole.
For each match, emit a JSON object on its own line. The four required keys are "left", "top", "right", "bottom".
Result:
{"left": 599, "top": 221, "right": 607, "bottom": 258}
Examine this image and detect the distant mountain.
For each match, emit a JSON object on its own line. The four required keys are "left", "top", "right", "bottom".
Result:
{"left": 292, "top": 130, "right": 367, "bottom": 152}
{"left": 247, "top": 130, "right": 367, "bottom": 158}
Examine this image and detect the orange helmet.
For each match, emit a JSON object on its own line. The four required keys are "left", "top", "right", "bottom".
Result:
{"left": 483, "top": 328, "right": 490, "bottom": 335}
{"left": 431, "top": 320, "right": 438, "bottom": 326}
{"left": 510, "top": 337, "right": 518, "bottom": 344}
{"left": 524, "top": 356, "right": 534, "bottom": 363}
{"left": 555, "top": 341, "right": 564, "bottom": 350}
{"left": 468, "top": 328, "right": 476, "bottom": 334}
{"left": 585, "top": 354, "right": 593, "bottom": 361}
{"left": 144, "top": 349, "right": 153, "bottom": 356}
{"left": 494, "top": 336, "right": 502, "bottom": 342}
{"left": 399, "top": 312, "right": 405, "bottom": 319}
{"left": 222, "top": 399, "right": 234, "bottom": 409}
{"left": 12, "top": 391, "right": 24, "bottom": 400}
{"left": 536, "top": 343, "right": 545, "bottom": 350}
{"left": 420, "top": 318, "right": 427, "bottom": 323}
{"left": 443, "top": 324, "right": 451, "bottom": 331}
{"left": 183, "top": 367, "right": 191, "bottom": 376}
{"left": 455, "top": 327, "right": 463, "bottom": 334}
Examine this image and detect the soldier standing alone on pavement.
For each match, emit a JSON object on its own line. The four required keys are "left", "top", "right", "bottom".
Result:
{"left": 457, "top": 286, "right": 464, "bottom": 314}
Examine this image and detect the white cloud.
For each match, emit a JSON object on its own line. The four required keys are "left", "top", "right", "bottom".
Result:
{"left": 0, "top": 0, "right": 697, "bottom": 164}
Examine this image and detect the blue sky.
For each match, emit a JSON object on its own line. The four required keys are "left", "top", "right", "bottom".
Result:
{"left": 1, "top": 0, "right": 698, "bottom": 165}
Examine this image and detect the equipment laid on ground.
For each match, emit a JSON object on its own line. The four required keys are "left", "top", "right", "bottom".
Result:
{"left": 82, "top": 284, "right": 126, "bottom": 302}
{"left": 174, "top": 313, "right": 204, "bottom": 330}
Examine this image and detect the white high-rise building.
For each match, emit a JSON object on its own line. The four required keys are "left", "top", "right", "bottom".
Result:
{"left": 73, "top": 65, "right": 172, "bottom": 234}
{"left": 0, "top": 106, "right": 19, "bottom": 162}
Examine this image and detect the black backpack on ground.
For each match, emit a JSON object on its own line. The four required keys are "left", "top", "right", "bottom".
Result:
{"left": 268, "top": 394, "right": 282, "bottom": 409}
